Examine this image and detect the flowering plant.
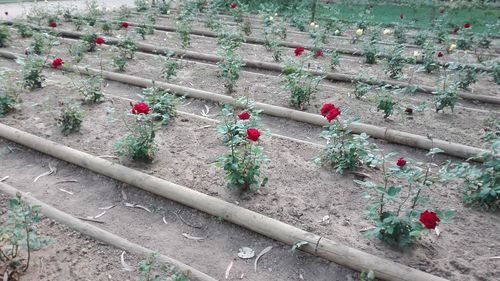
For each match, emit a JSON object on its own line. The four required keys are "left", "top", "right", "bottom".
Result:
{"left": 16, "top": 55, "right": 46, "bottom": 89}
{"left": 315, "top": 104, "right": 379, "bottom": 173}
{"left": 139, "top": 85, "right": 179, "bottom": 125}
{"left": 356, "top": 150, "right": 455, "bottom": 247}
{"left": 216, "top": 97, "right": 269, "bottom": 191}
{"left": 115, "top": 101, "right": 159, "bottom": 162}
{"left": 441, "top": 131, "right": 500, "bottom": 211}
{"left": 281, "top": 58, "right": 323, "bottom": 110}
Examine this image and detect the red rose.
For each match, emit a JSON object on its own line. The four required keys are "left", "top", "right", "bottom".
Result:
{"left": 400, "top": 14, "right": 404, "bottom": 20}
{"left": 238, "top": 111, "right": 250, "bottom": 120}
{"left": 314, "top": 50, "right": 324, "bottom": 58}
{"left": 396, "top": 157, "right": 406, "bottom": 167}
{"left": 131, "top": 102, "right": 150, "bottom": 115}
{"left": 121, "top": 22, "right": 129, "bottom": 28}
{"left": 230, "top": 3, "right": 237, "bottom": 8}
{"left": 320, "top": 103, "right": 335, "bottom": 116}
{"left": 49, "top": 21, "right": 57, "bottom": 28}
{"left": 452, "top": 27, "right": 459, "bottom": 34}
{"left": 419, "top": 210, "right": 440, "bottom": 229}
{"left": 437, "top": 51, "right": 444, "bottom": 58}
{"left": 404, "top": 107, "right": 413, "bottom": 114}
{"left": 320, "top": 103, "right": 341, "bottom": 122}
{"left": 246, "top": 128, "right": 260, "bottom": 142}
{"left": 51, "top": 57, "right": 64, "bottom": 68}
{"left": 463, "top": 22, "right": 470, "bottom": 29}
{"left": 294, "top": 46, "right": 305, "bottom": 56}
{"left": 95, "top": 37, "right": 105, "bottom": 45}
{"left": 326, "top": 107, "right": 341, "bottom": 122}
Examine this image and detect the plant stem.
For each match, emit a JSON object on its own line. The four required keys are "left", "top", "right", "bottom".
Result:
{"left": 22, "top": 215, "right": 31, "bottom": 272}
{"left": 411, "top": 167, "right": 430, "bottom": 211}
{"left": 380, "top": 155, "right": 388, "bottom": 216}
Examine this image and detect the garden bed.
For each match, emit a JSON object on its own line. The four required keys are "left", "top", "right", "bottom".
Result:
{"left": 0, "top": 62, "right": 499, "bottom": 280}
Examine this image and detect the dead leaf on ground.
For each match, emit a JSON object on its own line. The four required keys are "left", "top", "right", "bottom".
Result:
{"left": 182, "top": 233, "right": 206, "bottom": 241}
{"left": 224, "top": 261, "right": 233, "bottom": 279}
{"left": 254, "top": 246, "right": 273, "bottom": 272}
{"left": 238, "top": 247, "right": 255, "bottom": 259}
{"left": 120, "top": 251, "right": 134, "bottom": 272}
{"left": 33, "top": 163, "right": 56, "bottom": 182}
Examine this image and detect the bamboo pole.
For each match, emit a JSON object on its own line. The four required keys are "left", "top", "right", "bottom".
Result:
{"left": 0, "top": 181, "right": 217, "bottom": 281}
{"left": 0, "top": 49, "right": 489, "bottom": 161}
{"left": 1, "top": 20, "right": 497, "bottom": 104}
{"left": 0, "top": 124, "right": 449, "bottom": 281}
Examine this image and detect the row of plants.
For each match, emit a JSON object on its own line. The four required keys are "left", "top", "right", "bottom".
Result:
{"left": 0, "top": 21, "right": 494, "bottom": 144}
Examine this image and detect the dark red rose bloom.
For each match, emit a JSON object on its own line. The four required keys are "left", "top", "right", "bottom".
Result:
{"left": 49, "top": 21, "right": 57, "bottom": 28}
{"left": 294, "top": 46, "right": 305, "bottom": 56}
{"left": 396, "top": 157, "right": 406, "bottom": 167}
{"left": 326, "top": 107, "right": 341, "bottom": 122}
{"left": 247, "top": 128, "right": 261, "bottom": 142}
{"left": 51, "top": 57, "right": 64, "bottom": 68}
{"left": 131, "top": 102, "right": 150, "bottom": 115}
{"left": 463, "top": 22, "right": 471, "bottom": 29}
{"left": 238, "top": 111, "right": 250, "bottom": 120}
{"left": 437, "top": 51, "right": 444, "bottom": 58}
{"left": 404, "top": 107, "right": 413, "bottom": 114}
{"left": 320, "top": 103, "right": 335, "bottom": 116}
{"left": 314, "top": 50, "right": 324, "bottom": 58}
{"left": 419, "top": 210, "right": 440, "bottom": 229}
{"left": 320, "top": 103, "right": 341, "bottom": 122}
{"left": 230, "top": 3, "right": 237, "bottom": 8}
{"left": 400, "top": 14, "right": 404, "bottom": 20}
{"left": 95, "top": 37, "right": 105, "bottom": 45}
{"left": 121, "top": 22, "right": 129, "bottom": 28}
{"left": 452, "top": 27, "right": 459, "bottom": 34}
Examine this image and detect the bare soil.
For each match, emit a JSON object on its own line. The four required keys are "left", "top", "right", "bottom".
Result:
{"left": 1, "top": 3, "right": 500, "bottom": 281}
{"left": 0, "top": 63, "right": 498, "bottom": 281}
{"left": 0, "top": 194, "right": 142, "bottom": 281}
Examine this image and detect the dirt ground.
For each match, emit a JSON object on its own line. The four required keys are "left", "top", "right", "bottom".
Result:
{"left": 0, "top": 63, "right": 499, "bottom": 280}
{"left": 0, "top": 194, "right": 143, "bottom": 281}
{"left": 1, "top": 2, "right": 500, "bottom": 281}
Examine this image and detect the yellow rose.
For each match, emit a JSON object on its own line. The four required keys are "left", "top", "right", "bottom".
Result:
{"left": 383, "top": 28, "right": 392, "bottom": 35}
{"left": 356, "top": 29, "right": 364, "bottom": 36}
{"left": 335, "top": 29, "right": 340, "bottom": 35}
{"left": 449, "top": 43, "right": 457, "bottom": 52}
{"left": 269, "top": 16, "right": 273, "bottom": 21}
{"left": 310, "top": 22, "right": 315, "bottom": 27}
{"left": 413, "top": 51, "right": 420, "bottom": 58}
